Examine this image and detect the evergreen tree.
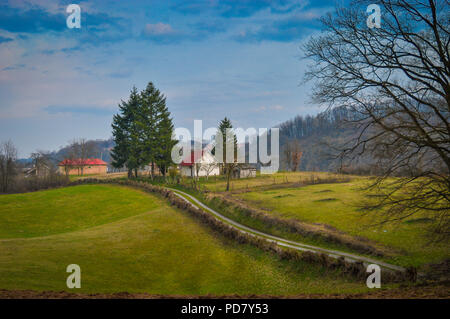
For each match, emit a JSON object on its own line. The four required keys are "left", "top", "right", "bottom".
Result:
{"left": 111, "top": 82, "right": 176, "bottom": 179}
{"left": 111, "top": 87, "right": 142, "bottom": 178}
{"left": 139, "top": 83, "right": 159, "bottom": 178}
{"left": 155, "top": 103, "right": 176, "bottom": 176}
{"left": 217, "top": 117, "right": 237, "bottom": 191}
{"left": 139, "top": 82, "right": 176, "bottom": 178}
{"left": 217, "top": 118, "right": 237, "bottom": 166}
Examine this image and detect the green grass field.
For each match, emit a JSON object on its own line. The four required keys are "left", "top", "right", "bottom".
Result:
{"left": 0, "top": 184, "right": 159, "bottom": 238}
{"left": 0, "top": 184, "right": 374, "bottom": 295}
{"left": 194, "top": 171, "right": 352, "bottom": 192}
{"left": 233, "top": 179, "right": 448, "bottom": 268}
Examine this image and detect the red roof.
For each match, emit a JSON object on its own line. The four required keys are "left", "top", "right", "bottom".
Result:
{"left": 58, "top": 158, "right": 107, "bottom": 166}
{"left": 180, "top": 150, "right": 204, "bottom": 167}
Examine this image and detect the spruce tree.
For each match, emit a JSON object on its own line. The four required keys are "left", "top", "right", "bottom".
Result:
{"left": 139, "top": 83, "right": 159, "bottom": 178}
{"left": 217, "top": 117, "right": 237, "bottom": 191}
{"left": 218, "top": 117, "right": 233, "bottom": 163}
{"left": 139, "top": 82, "right": 176, "bottom": 178}
{"left": 111, "top": 87, "right": 142, "bottom": 178}
{"left": 112, "top": 82, "right": 176, "bottom": 179}
{"left": 155, "top": 101, "right": 176, "bottom": 176}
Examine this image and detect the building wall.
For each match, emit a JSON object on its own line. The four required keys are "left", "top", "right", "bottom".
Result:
{"left": 59, "top": 165, "right": 107, "bottom": 175}
{"left": 198, "top": 165, "right": 220, "bottom": 177}
{"left": 240, "top": 169, "right": 256, "bottom": 178}
{"left": 180, "top": 166, "right": 193, "bottom": 177}
{"left": 179, "top": 165, "right": 220, "bottom": 177}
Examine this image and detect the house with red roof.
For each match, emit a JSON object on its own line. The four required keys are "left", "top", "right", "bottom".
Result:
{"left": 179, "top": 150, "right": 220, "bottom": 178}
{"left": 58, "top": 158, "right": 108, "bottom": 176}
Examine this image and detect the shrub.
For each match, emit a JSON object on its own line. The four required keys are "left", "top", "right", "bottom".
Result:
{"left": 2, "top": 174, "right": 70, "bottom": 194}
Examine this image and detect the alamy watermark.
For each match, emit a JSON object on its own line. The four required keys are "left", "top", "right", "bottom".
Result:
{"left": 66, "top": 264, "right": 81, "bottom": 288}
{"left": 66, "top": 4, "right": 81, "bottom": 29}
{"left": 366, "top": 264, "right": 381, "bottom": 288}
{"left": 366, "top": 4, "right": 381, "bottom": 29}
{"left": 171, "top": 120, "right": 280, "bottom": 174}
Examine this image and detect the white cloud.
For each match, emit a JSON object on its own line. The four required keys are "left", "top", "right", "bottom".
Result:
{"left": 254, "top": 105, "right": 284, "bottom": 112}
{"left": 143, "top": 23, "right": 175, "bottom": 36}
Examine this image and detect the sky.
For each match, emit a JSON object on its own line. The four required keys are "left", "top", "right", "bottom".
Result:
{"left": 0, "top": 0, "right": 342, "bottom": 157}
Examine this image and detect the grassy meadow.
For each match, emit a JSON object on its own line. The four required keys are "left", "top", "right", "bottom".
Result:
{"left": 194, "top": 173, "right": 448, "bottom": 268}
{"left": 0, "top": 184, "right": 158, "bottom": 238}
{"left": 0, "top": 184, "right": 374, "bottom": 295}
{"left": 196, "top": 171, "right": 352, "bottom": 192}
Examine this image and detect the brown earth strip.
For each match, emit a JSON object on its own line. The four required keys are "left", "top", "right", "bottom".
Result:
{"left": 0, "top": 284, "right": 448, "bottom": 299}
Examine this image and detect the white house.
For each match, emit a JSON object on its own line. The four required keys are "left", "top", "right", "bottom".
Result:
{"left": 179, "top": 150, "right": 220, "bottom": 178}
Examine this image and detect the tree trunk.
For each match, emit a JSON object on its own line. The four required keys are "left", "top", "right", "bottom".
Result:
{"left": 226, "top": 167, "right": 231, "bottom": 191}
{"left": 128, "top": 169, "right": 133, "bottom": 179}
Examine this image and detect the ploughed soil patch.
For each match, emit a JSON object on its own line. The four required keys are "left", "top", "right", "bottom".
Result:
{"left": 0, "top": 284, "right": 448, "bottom": 299}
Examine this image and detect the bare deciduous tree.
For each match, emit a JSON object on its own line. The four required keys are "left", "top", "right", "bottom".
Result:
{"left": 284, "top": 139, "right": 303, "bottom": 171}
{"left": 200, "top": 162, "right": 218, "bottom": 180}
{"left": 304, "top": 0, "right": 449, "bottom": 241}
{"left": 66, "top": 138, "right": 97, "bottom": 176}
{"left": 30, "top": 151, "right": 56, "bottom": 177}
{"left": 284, "top": 142, "right": 293, "bottom": 171}
{"left": 0, "top": 140, "right": 18, "bottom": 193}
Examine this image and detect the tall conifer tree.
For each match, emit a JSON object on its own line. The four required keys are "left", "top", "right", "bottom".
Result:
{"left": 155, "top": 100, "right": 176, "bottom": 176}
{"left": 112, "top": 82, "right": 176, "bottom": 179}
{"left": 111, "top": 87, "right": 142, "bottom": 178}
{"left": 217, "top": 117, "right": 238, "bottom": 191}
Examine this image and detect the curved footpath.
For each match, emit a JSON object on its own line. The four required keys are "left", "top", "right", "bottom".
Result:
{"left": 167, "top": 187, "right": 405, "bottom": 273}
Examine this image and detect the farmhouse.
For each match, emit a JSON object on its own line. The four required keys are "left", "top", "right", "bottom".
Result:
{"left": 58, "top": 158, "right": 108, "bottom": 176}
{"left": 23, "top": 163, "right": 52, "bottom": 177}
{"left": 179, "top": 150, "right": 220, "bottom": 178}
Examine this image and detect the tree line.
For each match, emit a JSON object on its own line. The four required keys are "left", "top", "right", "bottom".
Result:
{"left": 278, "top": 106, "right": 355, "bottom": 172}
{"left": 279, "top": 106, "right": 351, "bottom": 141}
{"left": 0, "top": 140, "right": 71, "bottom": 194}
{"left": 111, "top": 82, "right": 176, "bottom": 178}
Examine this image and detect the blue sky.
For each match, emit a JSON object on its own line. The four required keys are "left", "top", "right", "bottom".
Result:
{"left": 0, "top": 0, "right": 340, "bottom": 157}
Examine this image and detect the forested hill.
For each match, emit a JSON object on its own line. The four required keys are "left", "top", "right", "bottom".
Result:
{"left": 278, "top": 106, "right": 357, "bottom": 172}
{"left": 51, "top": 138, "right": 115, "bottom": 164}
